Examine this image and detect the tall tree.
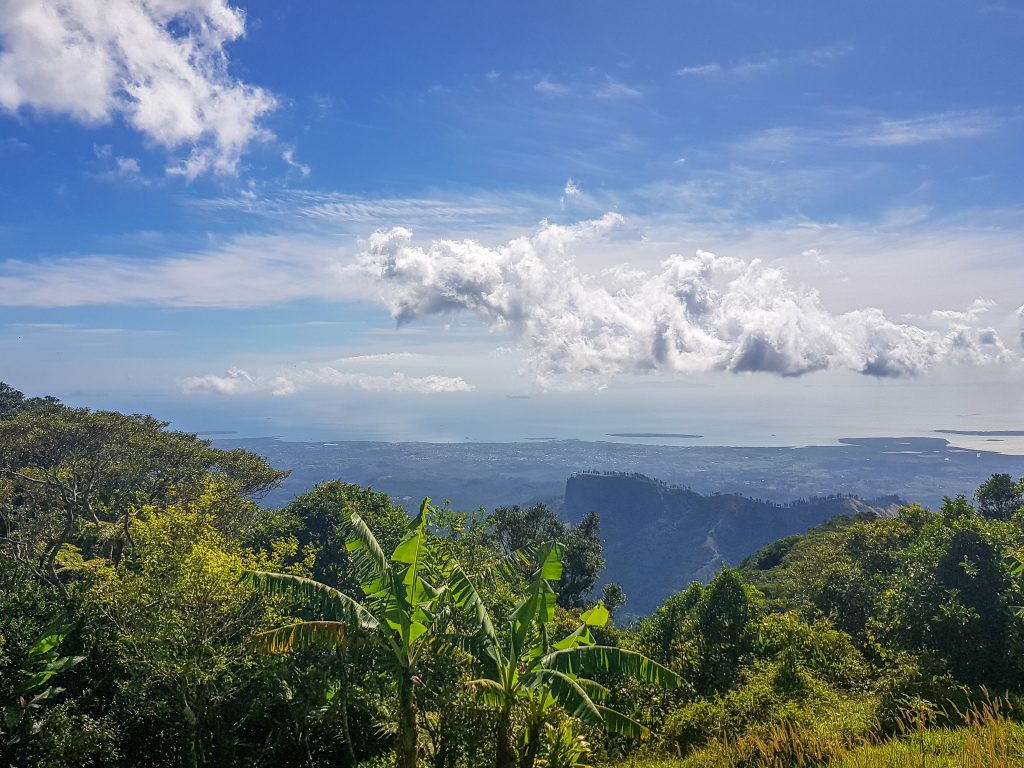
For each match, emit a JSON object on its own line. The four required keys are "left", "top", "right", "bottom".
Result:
{"left": 0, "top": 404, "right": 286, "bottom": 585}
{"left": 281, "top": 481, "right": 409, "bottom": 591}
{"left": 691, "top": 568, "right": 762, "bottom": 694}
{"left": 0, "top": 383, "right": 61, "bottom": 422}
{"left": 878, "top": 504, "right": 1022, "bottom": 686}
{"left": 975, "top": 473, "right": 1024, "bottom": 520}
{"left": 90, "top": 499, "right": 289, "bottom": 768}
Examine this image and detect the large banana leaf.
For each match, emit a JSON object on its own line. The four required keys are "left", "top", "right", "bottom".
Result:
{"left": 345, "top": 511, "right": 392, "bottom": 595}
{"left": 527, "top": 668, "right": 654, "bottom": 740}
{"left": 252, "top": 620, "right": 350, "bottom": 653}
{"left": 596, "top": 705, "right": 651, "bottom": 740}
{"left": 242, "top": 570, "right": 379, "bottom": 630}
{"left": 541, "top": 646, "right": 681, "bottom": 689}
{"left": 1009, "top": 554, "right": 1024, "bottom": 577}
{"left": 579, "top": 602, "right": 610, "bottom": 628}
{"left": 454, "top": 633, "right": 504, "bottom": 684}
{"left": 465, "top": 677, "right": 508, "bottom": 708}
{"left": 516, "top": 541, "right": 564, "bottom": 582}
{"left": 522, "top": 668, "right": 602, "bottom": 725}
{"left": 447, "top": 563, "right": 503, "bottom": 676}
{"left": 392, "top": 498, "right": 429, "bottom": 565}
{"left": 1008, "top": 555, "right": 1024, "bottom": 616}
{"left": 392, "top": 498, "right": 433, "bottom": 608}
{"left": 510, "top": 565, "right": 559, "bottom": 660}
{"left": 575, "top": 677, "right": 610, "bottom": 703}
{"left": 447, "top": 564, "right": 498, "bottom": 644}
{"left": 552, "top": 624, "right": 595, "bottom": 651}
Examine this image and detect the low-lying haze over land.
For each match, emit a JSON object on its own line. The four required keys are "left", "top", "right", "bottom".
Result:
{"left": 224, "top": 435, "right": 1024, "bottom": 514}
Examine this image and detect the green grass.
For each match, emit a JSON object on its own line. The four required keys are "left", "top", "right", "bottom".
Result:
{"left": 604, "top": 713, "right": 1024, "bottom": 767}
{"left": 835, "top": 718, "right": 1024, "bottom": 768}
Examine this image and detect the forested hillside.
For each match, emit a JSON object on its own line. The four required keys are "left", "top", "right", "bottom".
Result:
{"left": 564, "top": 472, "right": 901, "bottom": 614}
{"left": 4, "top": 382, "right": 1024, "bottom": 768}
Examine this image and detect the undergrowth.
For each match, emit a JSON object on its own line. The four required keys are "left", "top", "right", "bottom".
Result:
{"left": 605, "top": 696, "right": 1024, "bottom": 768}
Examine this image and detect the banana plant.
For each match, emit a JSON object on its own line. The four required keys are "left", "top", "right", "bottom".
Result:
{"left": 2, "top": 624, "right": 85, "bottom": 745}
{"left": 451, "top": 542, "right": 682, "bottom": 768}
{"left": 1008, "top": 554, "right": 1024, "bottom": 617}
{"left": 244, "top": 498, "right": 441, "bottom": 768}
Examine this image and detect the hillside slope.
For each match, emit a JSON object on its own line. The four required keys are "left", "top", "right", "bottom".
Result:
{"left": 564, "top": 472, "right": 900, "bottom": 614}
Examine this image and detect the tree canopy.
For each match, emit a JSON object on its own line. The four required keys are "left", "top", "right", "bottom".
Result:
{"left": 4, "top": 382, "right": 1024, "bottom": 768}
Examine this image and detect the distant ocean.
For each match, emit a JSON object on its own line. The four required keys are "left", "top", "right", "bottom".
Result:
{"left": 176, "top": 410, "right": 1024, "bottom": 455}
{"left": 73, "top": 389, "right": 1024, "bottom": 456}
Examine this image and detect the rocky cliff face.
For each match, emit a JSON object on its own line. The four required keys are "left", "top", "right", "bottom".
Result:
{"left": 564, "top": 472, "right": 900, "bottom": 615}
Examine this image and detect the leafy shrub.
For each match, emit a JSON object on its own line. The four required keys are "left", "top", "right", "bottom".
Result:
{"left": 18, "top": 703, "right": 119, "bottom": 768}
{"left": 755, "top": 612, "right": 870, "bottom": 692}
{"left": 872, "top": 652, "right": 1024, "bottom": 737}
{"left": 538, "top": 719, "right": 593, "bottom": 768}
{"left": 664, "top": 652, "right": 875, "bottom": 764}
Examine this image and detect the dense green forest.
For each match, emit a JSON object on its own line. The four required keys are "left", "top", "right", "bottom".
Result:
{"left": 3, "top": 382, "right": 1024, "bottom": 767}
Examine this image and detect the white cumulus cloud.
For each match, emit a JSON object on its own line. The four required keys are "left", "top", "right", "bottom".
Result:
{"left": 1017, "top": 303, "right": 1024, "bottom": 350}
{"left": 0, "top": 0, "right": 275, "bottom": 177}
{"left": 360, "top": 215, "right": 1017, "bottom": 387}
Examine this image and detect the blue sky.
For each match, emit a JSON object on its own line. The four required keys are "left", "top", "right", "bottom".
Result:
{"left": 1, "top": 0, "right": 1023, "bottom": 446}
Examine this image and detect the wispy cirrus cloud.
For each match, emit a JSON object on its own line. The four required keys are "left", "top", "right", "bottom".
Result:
{"left": 0, "top": 0, "right": 275, "bottom": 178}
{"left": 182, "top": 366, "right": 474, "bottom": 396}
{"left": 534, "top": 78, "right": 569, "bottom": 96}
{"left": 734, "top": 109, "right": 1010, "bottom": 154}
{"left": 8, "top": 322, "right": 165, "bottom": 337}
{"left": 0, "top": 232, "right": 356, "bottom": 308}
{"left": 0, "top": 136, "right": 28, "bottom": 152}
{"left": 337, "top": 352, "right": 424, "bottom": 364}
{"left": 848, "top": 110, "right": 1006, "bottom": 147}
{"left": 676, "top": 63, "right": 724, "bottom": 78}
{"left": 0, "top": 186, "right": 554, "bottom": 310}
{"left": 281, "top": 147, "right": 311, "bottom": 177}
{"left": 677, "top": 44, "right": 851, "bottom": 79}
{"left": 594, "top": 77, "right": 643, "bottom": 100}
{"left": 198, "top": 189, "right": 538, "bottom": 229}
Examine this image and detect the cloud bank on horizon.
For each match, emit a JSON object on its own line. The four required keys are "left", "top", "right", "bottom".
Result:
{"left": 0, "top": 0, "right": 273, "bottom": 177}
{"left": 182, "top": 366, "right": 474, "bottom": 397}
{"left": 360, "top": 214, "right": 1017, "bottom": 388}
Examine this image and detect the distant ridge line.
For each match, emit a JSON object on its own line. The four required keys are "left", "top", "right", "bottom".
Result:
{"left": 606, "top": 432, "right": 703, "bottom": 438}
{"left": 936, "top": 429, "right": 1024, "bottom": 437}
{"left": 568, "top": 470, "right": 901, "bottom": 510}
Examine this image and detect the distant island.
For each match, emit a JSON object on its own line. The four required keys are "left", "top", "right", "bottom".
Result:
{"left": 936, "top": 429, "right": 1024, "bottom": 437}
{"left": 606, "top": 432, "right": 703, "bottom": 439}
